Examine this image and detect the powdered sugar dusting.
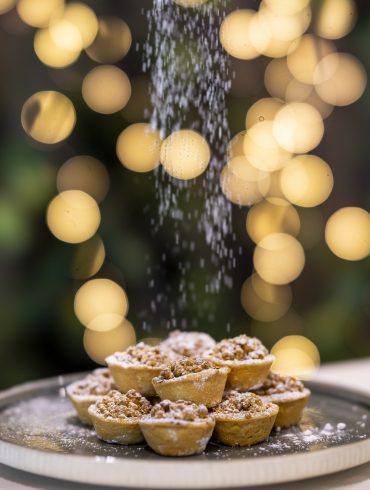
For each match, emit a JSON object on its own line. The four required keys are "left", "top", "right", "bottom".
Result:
{"left": 0, "top": 381, "right": 369, "bottom": 460}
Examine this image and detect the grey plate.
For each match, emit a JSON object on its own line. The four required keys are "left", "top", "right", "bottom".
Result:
{"left": 0, "top": 372, "right": 369, "bottom": 488}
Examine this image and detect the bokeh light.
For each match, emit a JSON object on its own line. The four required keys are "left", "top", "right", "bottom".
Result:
{"left": 116, "top": 123, "right": 161, "bottom": 173}
{"left": 219, "top": 10, "right": 259, "bottom": 60}
{"left": 227, "top": 130, "right": 246, "bottom": 159}
{"left": 173, "top": 0, "right": 208, "bottom": 7}
{"left": 160, "top": 129, "right": 210, "bottom": 180}
{"left": 287, "top": 35, "right": 335, "bottom": 85}
{"left": 271, "top": 335, "right": 320, "bottom": 379}
{"left": 325, "top": 207, "right": 370, "bottom": 261}
{"left": 246, "top": 197, "right": 300, "bottom": 244}
{"left": 273, "top": 102, "right": 324, "bottom": 153}
{"left": 314, "top": 53, "right": 367, "bottom": 106}
{"left": 83, "top": 320, "right": 136, "bottom": 365}
{"left": 254, "top": 233, "right": 305, "bottom": 285}
{"left": 280, "top": 155, "right": 334, "bottom": 208}
{"left": 82, "top": 65, "right": 131, "bottom": 114}
{"left": 62, "top": 2, "right": 98, "bottom": 49}
{"left": 21, "top": 91, "right": 76, "bottom": 144}
{"left": 34, "top": 21, "right": 82, "bottom": 68}
{"left": 74, "top": 278, "right": 129, "bottom": 331}
{"left": 57, "top": 155, "right": 110, "bottom": 203}
{"left": 245, "top": 97, "right": 283, "bottom": 129}
{"left": 0, "top": 0, "right": 16, "bottom": 15}
{"left": 257, "top": 2, "right": 311, "bottom": 43}
{"left": 71, "top": 234, "right": 105, "bottom": 280}
{"left": 264, "top": 0, "right": 310, "bottom": 16}
{"left": 316, "top": 0, "right": 357, "bottom": 40}
{"left": 17, "top": 0, "right": 64, "bottom": 28}
{"left": 220, "top": 156, "right": 270, "bottom": 206}
{"left": 243, "top": 121, "right": 292, "bottom": 172}
{"left": 264, "top": 58, "right": 293, "bottom": 100}
{"left": 46, "top": 190, "right": 100, "bottom": 244}
{"left": 86, "top": 16, "right": 132, "bottom": 63}
{"left": 241, "top": 273, "right": 292, "bottom": 322}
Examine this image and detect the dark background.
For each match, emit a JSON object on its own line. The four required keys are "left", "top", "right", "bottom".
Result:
{"left": 0, "top": 0, "right": 369, "bottom": 389}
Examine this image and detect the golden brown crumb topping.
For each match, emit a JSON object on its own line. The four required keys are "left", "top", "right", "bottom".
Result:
{"left": 155, "top": 358, "right": 217, "bottom": 381}
{"left": 212, "top": 391, "right": 270, "bottom": 417}
{"left": 162, "top": 330, "right": 216, "bottom": 357}
{"left": 94, "top": 390, "right": 151, "bottom": 419}
{"left": 69, "top": 368, "right": 116, "bottom": 397}
{"left": 148, "top": 400, "right": 209, "bottom": 421}
{"left": 111, "top": 342, "right": 172, "bottom": 367}
{"left": 207, "top": 335, "right": 268, "bottom": 361}
{"left": 251, "top": 372, "right": 305, "bottom": 396}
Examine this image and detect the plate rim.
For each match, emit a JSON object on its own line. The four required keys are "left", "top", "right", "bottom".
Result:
{"left": 0, "top": 373, "right": 370, "bottom": 488}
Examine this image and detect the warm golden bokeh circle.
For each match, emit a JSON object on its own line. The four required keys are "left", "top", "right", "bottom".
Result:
{"left": 83, "top": 320, "right": 136, "bottom": 365}
{"left": 245, "top": 97, "right": 283, "bottom": 129}
{"left": 254, "top": 232, "right": 305, "bottom": 285}
{"left": 246, "top": 198, "right": 300, "bottom": 244}
{"left": 325, "top": 207, "right": 370, "bottom": 261}
{"left": 316, "top": 0, "right": 357, "bottom": 40}
{"left": 160, "top": 129, "right": 210, "bottom": 180}
{"left": 62, "top": 2, "right": 98, "bottom": 49}
{"left": 34, "top": 21, "right": 82, "bottom": 68}
{"left": 21, "top": 91, "right": 76, "bottom": 144}
{"left": 241, "top": 273, "right": 292, "bottom": 322}
{"left": 74, "top": 278, "right": 129, "bottom": 331}
{"left": 273, "top": 102, "right": 324, "bottom": 154}
{"left": 219, "top": 10, "right": 259, "bottom": 60}
{"left": 227, "top": 131, "right": 247, "bottom": 159}
{"left": 287, "top": 35, "right": 335, "bottom": 85}
{"left": 243, "top": 121, "right": 292, "bottom": 172}
{"left": 173, "top": 0, "right": 208, "bottom": 7}
{"left": 71, "top": 234, "right": 105, "bottom": 280}
{"left": 220, "top": 156, "right": 270, "bottom": 206}
{"left": 0, "top": 0, "right": 16, "bottom": 15}
{"left": 46, "top": 190, "right": 101, "bottom": 244}
{"left": 264, "top": 0, "right": 310, "bottom": 16}
{"left": 314, "top": 53, "right": 367, "bottom": 106}
{"left": 271, "top": 335, "right": 320, "bottom": 379}
{"left": 17, "top": 0, "right": 64, "bottom": 28}
{"left": 116, "top": 123, "right": 162, "bottom": 173}
{"left": 82, "top": 65, "right": 131, "bottom": 114}
{"left": 57, "top": 155, "right": 110, "bottom": 203}
{"left": 280, "top": 155, "right": 334, "bottom": 207}
{"left": 86, "top": 16, "right": 132, "bottom": 63}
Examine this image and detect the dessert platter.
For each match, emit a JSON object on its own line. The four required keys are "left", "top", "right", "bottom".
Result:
{"left": 0, "top": 331, "right": 369, "bottom": 488}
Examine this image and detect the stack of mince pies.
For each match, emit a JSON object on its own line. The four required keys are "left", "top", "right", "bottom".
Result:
{"left": 67, "top": 331, "right": 311, "bottom": 456}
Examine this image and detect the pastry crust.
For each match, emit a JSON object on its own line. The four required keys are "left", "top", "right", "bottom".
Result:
{"left": 250, "top": 372, "right": 311, "bottom": 428}
{"left": 212, "top": 391, "right": 278, "bottom": 446}
{"left": 139, "top": 400, "right": 215, "bottom": 456}
{"left": 108, "top": 363, "right": 163, "bottom": 397}
{"left": 106, "top": 343, "right": 173, "bottom": 397}
{"left": 271, "top": 391, "right": 310, "bottom": 428}
{"left": 220, "top": 355, "right": 274, "bottom": 391}
{"left": 66, "top": 368, "right": 116, "bottom": 425}
{"left": 152, "top": 367, "right": 230, "bottom": 407}
{"left": 205, "top": 335, "right": 274, "bottom": 390}
{"left": 140, "top": 418, "right": 215, "bottom": 456}
{"left": 88, "top": 390, "right": 151, "bottom": 445}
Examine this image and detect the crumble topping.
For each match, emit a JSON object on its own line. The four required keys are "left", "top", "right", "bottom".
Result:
{"left": 207, "top": 335, "right": 268, "bottom": 361}
{"left": 251, "top": 372, "right": 305, "bottom": 396}
{"left": 155, "top": 358, "right": 217, "bottom": 381}
{"left": 94, "top": 390, "right": 151, "bottom": 419}
{"left": 69, "top": 368, "right": 116, "bottom": 397}
{"left": 212, "top": 391, "right": 272, "bottom": 418}
{"left": 161, "top": 330, "right": 216, "bottom": 357}
{"left": 148, "top": 400, "right": 209, "bottom": 422}
{"left": 110, "top": 342, "right": 172, "bottom": 368}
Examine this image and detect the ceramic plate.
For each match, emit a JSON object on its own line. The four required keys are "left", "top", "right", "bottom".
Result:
{"left": 0, "top": 373, "right": 369, "bottom": 488}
